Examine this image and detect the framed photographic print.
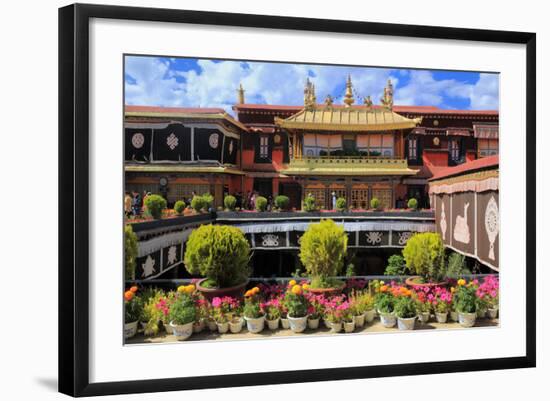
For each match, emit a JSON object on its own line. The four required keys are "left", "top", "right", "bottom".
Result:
{"left": 58, "top": 3, "right": 536, "bottom": 397}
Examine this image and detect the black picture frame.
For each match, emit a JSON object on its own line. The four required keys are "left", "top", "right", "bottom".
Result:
{"left": 59, "top": 3, "right": 536, "bottom": 397}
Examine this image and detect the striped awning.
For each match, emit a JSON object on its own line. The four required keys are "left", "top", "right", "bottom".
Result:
{"left": 234, "top": 221, "right": 435, "bottom": 234}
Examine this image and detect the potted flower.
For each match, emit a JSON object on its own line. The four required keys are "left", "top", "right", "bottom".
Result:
{"left": 124, "top": 286, "right": 142, "bottom": 339}
{"left": 168, "top": 294, "right": 197, "bottom": 340}
{"left": 193, "top": 297, "right": 209, "bottom": 333}
{"left": 348, "top": 291, "right": 365, "bottom": 328}
{"left": 299, "top": 219, "right": 348, "bottom": 295}
{"left": 140, "top": 287, "right": 165, "bottom": 336}
{"left": 455, "top": 282, "right": 477, "bottom": 327}
{"left": 402, "top": 232, "right": 447, "bottom": 288}
{"left": 227, "top": 298, "right": 243, "bottom": 333}
{"left": 482, "top": 276, "right": 500, "bottom": 319}
{"left": 449, "top": 286, "right": 459, "bottom": 322}
{"left": 265, "top": 298, "right": 281, "bottom": 330}
{"left": 306, "top": 292, "right": 323, "bottom": 329}
{"left": 415, "top": 290, "right": 431, "bottom": 324}
{"left": 243, "top": 287, "right": 265, "bottom": 333}
{"left": 184, "top": 224, "right": 251, "bottom": 301}
{"left": 394, "top": 294, "right": 417, "bottom": 330}
{"left": 285, "top": 284, "right": 309, "bottom": 333}
{"left": 375, "top": 286, "right": 396, "bottom": 328}
{"left": 323, "top": 299, "right": 344, "bottom": 333}
{"left": 211, "top": 296, "right": 240, "bottom": 334}
{"left": 433, "top": 288, "right": 452, "bottom": 323}
{"left": 340, "top": 301, "right": 355, "bottom": 333}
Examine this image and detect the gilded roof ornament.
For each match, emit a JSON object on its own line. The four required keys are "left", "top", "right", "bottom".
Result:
{"left": 363, "top": 95, "right": 373, "bottom": 109}
{"left": 304, "top": 78, "right": 316, "bottom": 110}
{"left": 381, "top": 79, "right": 394, "bottom": 110}
{"left": 343, "top": 75, "right": 355, "bottom": 107}
{"left": 324, "top": 94, "right": 334, "bottom": 108}
{"left": 237, "top": 83, "right": 245, "bottom": 104}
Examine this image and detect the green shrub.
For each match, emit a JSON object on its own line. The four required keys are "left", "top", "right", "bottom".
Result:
{"left": 191, "top": 195, "right": 207, "bottom": 212}
{"left": 446, "top": 252, "right": 470, "bottom": 278}
{"left": 455, "top": 285, "right": 477, "bottom": 313}
{"left": 255, "top": 196, "right": 268, "bottom": 212}
{"left": 375, "top": 293, "right": 394, "bottom": 314}
{"left": 407, "top": 198, "right": 418, "bottom": 210}
{"left": 144, "top": 194, "right": 167, "bottom": 219}
{"left": 202, "top": 193, "right": 214, "bottom": 208}
{"left": 125, "top": 294, "right": 143, "bottom": 323}
{"left": 384, "top": 254, "right": 407, "bottom": 276}
{"left": 169, "top": 294, "right": 196, "bottom": 325}
{"left": 394, "top": 296, "right": 417, "bottom": 318}
{"left": 124, "top": 225, "right": 138, "bottom": 280}
{"left": 402, "top": 232, "right": 445, "bottom": 282}
{"left": 303, "top": 194, "right": 316, "bottom": 212}
{"left": 284, "top": 292, "right": 308, "bottom": 318}
{"left": 174, "top": 200, "right": 186, "bottom": 215}
{"left": 184, "top": 224, "right": 251, "bottom": 288}
{"left": 274, "top": 195, "right": 290, "bottom": 210}
{"left": 224, "top": 195, "right": 237, "bottom": 210}
{"left": 243, "top": 299, "right": 264, "bottom": 319}
{"left": 370, "top": 197, "right": 380, "bottom": 210}
{"left": 336, "top": 197, "right": 347, "bottom": 211}
{"left": 299, "top": 219, "right": 347, "bottom": 286}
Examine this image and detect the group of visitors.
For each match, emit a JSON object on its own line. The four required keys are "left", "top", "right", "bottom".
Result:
{"left": 124, "top": 190, "right": 151, "bottom": 218}
{"left": 242, "top": 191, "right": 273, "bottom": 211}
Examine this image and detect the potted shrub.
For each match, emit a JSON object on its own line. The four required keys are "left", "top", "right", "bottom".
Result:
{"left": 124, "top": 287, "right": 142, "bottom": 339}
{"left": 224, "top": 195, "right": 237, "bottom": 211}
{"left": 284, "top": 284, "right": 309, "bottom": 333}
{"left": 403, "top": 232, "right": 446, "bottom": 288}
{"left": 190, "top": 195, "right": 207, "bottom": 213}
{"left": 370, "top": 197, "right": 381, "bottom": 211}
{"left": 139, "top": 287, "right": 165, "bottom": 336}
{"left": 394, "top": 294, "right": 417, "bottom": 330}
{"left": 265, "top": 298, "right": 281, "bottom": 330}
{"left": 184, "top": 224, "right": 251, "bottom": 301}
{"left": 169, "top": 294, "right": 196, "bottom": 341}
{"left": 384, "top": 254, "right": 407, "bottom": 276}
{"left": 124, "top": 225, "right": 138, "bottom": 281}
{"left": 455, "top": 282, "right": 477, "bottom": 327}
{"left": 274, "top": 195, "right": 290, "bottom": 211}
{"left": 375, "top": 286, "right": 396, "bottom": 328}
{"left": 243, "top": 287, "right": 265, "bottom": 333}
{"left": 144, "top": 194, "right": 167, "bottom": 219}
{"left": 174, "top": 200, "right": 186, "bottom": 216}
{"left": 433, "top": 288, "right": 452, "bottom": 323}
{"left": 407, "top": 198, "right": 418, "bottom": 211}
{"left": 348, "top": 290, "right": 366, "bottom": 328}
{"left": 255, "top": 196, "right": 268, "bottom": 212}
{"left": 302, "top": 194, "right": 317, "bottom": 212}
{"left": 299, "top": 219, "right": 347, "bottom": 295}
{"left": 202, "top": 193, "right": 214, "bottom": 210}
{"left": 335, "top": 197, "right": 347, "bottom": 212}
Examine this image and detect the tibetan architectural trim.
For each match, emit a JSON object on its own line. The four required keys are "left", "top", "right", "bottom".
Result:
{"left": 124, "top": 164, "right": 245, "bottom": 175}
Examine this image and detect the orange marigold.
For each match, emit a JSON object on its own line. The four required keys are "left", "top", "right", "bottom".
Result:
{"left": 288, "top": 279, "right": 297, "bottom": 287}
{"left": 252, "top": 286, "right": 260, "bottom": 294}
{"left": 177, "top": 285, "right": 186, "bottom": 293}
{"left": 129, "top": 285, "right": 138, "bottom": 293}
{"left": 124, "top": 290, "right": 134, "bottom": 301}
{"left": 380, "top": 285, "right": 388, "bottom": 293}
{"left": 291, "top": 284, "right": 303, "bottom": 295}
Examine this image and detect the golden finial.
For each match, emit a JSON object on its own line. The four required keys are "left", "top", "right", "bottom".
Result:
{"left": 380, "top": 79, "right": 394, "bottom": 110}
{"left": 363, "top": 95, "right": 373, "bottom": 109}
{"left": 304, "top": 78, "right": 316, "bottom": 110}
{"left": 324, "top": 94, "right": 334, "bottom": 108}
{"left": 237, "top": 83, "right": 245, "bottom": 104}
{"left": 343, "top": 75, "right": 355, "bottom": 107}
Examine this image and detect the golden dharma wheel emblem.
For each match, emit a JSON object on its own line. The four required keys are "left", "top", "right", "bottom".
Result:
{"left": 433, "top": 137, "right": 440, "bottom": 146}
{"left": 433, "top": 119, "right": 439, "bottom": 126}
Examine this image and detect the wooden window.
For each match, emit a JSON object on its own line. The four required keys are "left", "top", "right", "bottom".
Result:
{"left": 304, "top": 187, "right": 326, "bottom": 210}
{"left": 372, "top": 189, "right": 392, "bottom": 209}
{"left": 449, "top": 139, "right": 460, "bottom": 161}
{"left": 351, "top": 188, "right": 369, "bottom": 210}
{"left": 478, "top": 139, "right": 499, "bottom": 157}
{"left": 408, "top": 137, "right": 418, "bottom": 159}
{"left": 259, "top": 136, "right": 269, "bottom": 159}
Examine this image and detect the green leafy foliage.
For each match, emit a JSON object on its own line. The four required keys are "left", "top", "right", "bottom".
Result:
{"left": 243, "top": 299, "right": 263, "bottom": 319}
{"left": 455, "top": 285, "right": 477, "bottom": 313}
{"left": 370, "top": 197, "right": 380, "bottom": 210}
{"left": 336, "top": 197, "right": 347, "bottom": 211}
{"left": 402, "top": 232, "right": 445, "bottom": 282}
{"left": 191, "top": 195, "right": 207, "bottom": 212}
{"left": 302, "top": 194, "right": 317, "bottom": 212}
{"left": 255, "top": 196, "right": 268, "bottom": 212}
{"left": 224, "top": 195, "right": 237, "bottom": 211}
{"left": 124, "top": 225, "right": 138, "bottom": 280}
{"left": 285, "top": 292, "right": 308, "bottom": 318}
{"left": 125, "top": 295, "right": 142, "bottom": 323}
{"left": 184, "top": 224, "right": 251, "bottom": 288}
{"left": 299, "top": 219, "right": 348, "bottom": 285}
{"left": 446, "top": 252, "right": 470, "bottom": 278}
{"left": 394, "top": 296, "right": 417, "bottom": 318}
{"left": 375, "top": 293, "right": 394, "bottom": 314}
{"left": 407, "top": 198, "right": 418, "bottom": 210}
{"left": 174, "top": 200, "right": 186, "bottom": 215}
{"left": 144, "top": 194, "right": 167, "bottom": 219}
{"left": 202, "top": 193, "right": 214, "bottom": 208}
{"left": 384, "top": 254, "right": 407, "bottom": 276}
{"left": 274, "top": 195, "right": 290, "bottom": 210}
{"left": 168, "top": 294, "right": 196, "bottom": 325}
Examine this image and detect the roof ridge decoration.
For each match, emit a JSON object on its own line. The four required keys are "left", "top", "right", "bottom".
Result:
{"left": 304, "top": 78, "right": 317, "bottom": 110}
{"left": 343, "top": 75, "right": 355, "bottom": 107}
{"left": 380, "top": 79, "right": 394, "bottom": 110}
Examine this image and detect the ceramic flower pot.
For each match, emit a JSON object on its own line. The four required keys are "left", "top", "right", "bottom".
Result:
{"left": 477, "top": 308, "right": 488, "bottom": 318}
{"left": 163, "top": 321, "right": 173, "bottom": 335}
{"left": 169, "top": 321, "right": 193, "bottom": 341}
{"left": 193, "top": 319, "right": 205, "bottom": 333}
{"left": 216, "top": 321, "right": 229, "bottom": 334}
{"left": 364, "top": 309, "right": 376, "bottom": 323}
{"left": 245, "top": 315, "right": 265, "bottom": 334}
{"left": 207, "top": 319, "right": 218, "bottom": 331}
{"left": 281, "top": 317, "right": 290, "bottom": 329}
{"left": 458, "top": 312, "right": 477, "bottom": 328}
{"left": 450, "top": 311, "right": 459, "bottom": 322}
{"left": 266, "top": 318, "right": 280, "bottom": 330}
{"left": 380, "top": 312, "right": 396, "bottom": 328}
{"left": 397, "top": 316, "right": 416, "bottom": 330}
{"left": 435, "top": 311, "right": 448, "bottom": 323}
{"left": 418, "top": 311, "right": 430, "bottom": 324}
{"left": 354, "top": 313, "right": 365, "bottom": 328}
{"left": 229, "top": 318, "right": 244, "bottom": 333}
{"left": 343, "top": 320, "right": 355, "bottom": 333}
{"left": 288, "top": 315, "right": 308, "bottom": 333}
{"left": 124, "top": 321, "right": 138, "bottom": 339}
{"left": 307, "top": 317, "right": 320, "bottom": 330}
{"left": 323, "top": 318, "right": 331, "bottom": 329}
{"left": 487, "top": 307, "right": 499, "bottom": 319}
{"left": 328, "top": 321, "right": 342, "bottom": 333}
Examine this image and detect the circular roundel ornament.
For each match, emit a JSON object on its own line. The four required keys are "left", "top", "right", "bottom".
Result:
{"left": 131, "top": 132, "right": 145, "bottom": 149}
{"left": 484, "top": 196, "right": 499, "bottom": 261}
{"left": 433, "top": 137, "right": 440, "bottom": 146}
{"left": 209, "top": 133, "right": 219, "bottom": 149}
{"left": 228, "top": 140, "right": 234, "bottom": 154}
{"left": 274, "top": 134, "right": 281, "bottom": 144}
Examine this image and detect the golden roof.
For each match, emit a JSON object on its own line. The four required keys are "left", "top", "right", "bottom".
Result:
{"left": 274, "top": 106, "right": 421, "bottom": 132}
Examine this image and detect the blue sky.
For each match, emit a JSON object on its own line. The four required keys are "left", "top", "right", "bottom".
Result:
{"left": 124, "top": 55, "right": 499, "bottom": 113}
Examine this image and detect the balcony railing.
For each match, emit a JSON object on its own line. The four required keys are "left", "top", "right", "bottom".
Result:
{"left": 287, "top": 155, "right": 410, "bottom": 169}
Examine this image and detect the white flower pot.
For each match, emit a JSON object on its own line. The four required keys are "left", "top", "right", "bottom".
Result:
{"left": 307, "top": 317, "right": 320, "bottom": 330}
{"left": 193, "top": 320, "right": 205, "bottom": 333}
{"left": 435, "top": 311, "right": 448, "bottom": 323}
{"left": 266, "top": 318, "right": 280, "bottom": 330}
{"left": 216, "top": 321, "right": 229, "bottom": 334}
{"left": 450, "top": 311, "right": 459, "bottom": 322}
{"left": 229, "top": 318, "right": 244, "bottom": 333}
{"left": 323, "top": 318, "right": 330, "bottom": 329}
{"left": 477, "top": 308, "right": 488, "bottom": 318}
{"left": 170, "top": 321, "right": 193, "bottom": 341}
{"left": 380, "top": 313, "right": 396, "bottom": 328}
{"left": 364, "top": 309, "right": 376, "bottom": 323}
{"left": 343, "top": 320, "right": 355, "bottom": 333}
{"left": 288, "top": 315, "right": 308, "bottom": 333}
{"left": 124, "top": 321, "right": 138, "bottom": 339}
{"left": 245, "top": 315, "right": 265, "bottom": 333}
{"left": 397, "top": 316, "right": 416, "bottom": 330}
{"left": 458, "top": 312, "right": 477, "bottom": 328}
{"left": 328, "top": 321, "right": 342, "bottom": 333}
{"left": 207, "top": 319, "right": 218, "bottom": 331}
{"left": 487, "top": 308, "right": 499, "bottom": 319}
{"left": 163, "top": 321, "right": 173, "bottom": 335}
{"left": 354, "top": 314, "right": 365, "bottom": 328}
{"left": 281, "top": 317, "right": 290, "bottom": 329}
{"left": 418, "top": 311, "right": 430, "bottom": 324}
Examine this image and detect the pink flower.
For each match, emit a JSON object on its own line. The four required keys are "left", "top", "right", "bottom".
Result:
{"left": 212, "top": 297, "right": 222, "bottom": 308}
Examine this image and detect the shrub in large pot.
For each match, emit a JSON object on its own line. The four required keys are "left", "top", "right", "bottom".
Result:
{"left": 144, "top": 194, "right": 167, "bottom": 219}
{"left": 184, "top": 224, "right": 251, "bottom": 301}
{"left": 169, "top": 294, "right": 197, "bottom": 341}
{"left": 402, "top": 232, "right": 446, "bottom": 287}
{"left": 299, "top": 219, "right": 348, "bottom": 294}
{"left": 274, "top": 195, "right": 290, "bottom": 211}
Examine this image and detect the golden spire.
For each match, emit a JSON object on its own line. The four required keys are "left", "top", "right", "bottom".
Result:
{"left": 324, "top": 94, "right": 334, "bottom": 108}
{"left": 304, "top": 78, "right": 316, "bottom": 110}
{"left": 237, "top": 83, "right": 245, "bottom": 104}
{"left": 380, "top": 79, "right": 394, "bottom": 110}
{"left": 343, "top": 75, "right": 355, "bottom": 107}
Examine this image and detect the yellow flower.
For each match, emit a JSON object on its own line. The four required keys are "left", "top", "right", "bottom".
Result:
{"left": 380, "top": 281, "right": 385, "bottom": 285}
{"left": 457, "top": 279, "right": 466, "bottom": 287}
{"left": 291, "top": 284, "right": 303, "bottom": 295}
{"left": 184, "top": 284, "right": 195, "bottom": 294}
{"left": 451, "top": 287, "right": 456, "bottom": 293}
{"left": 289, "top": 279, "right": 297, "bottom": 287}
{"left": 302, "top": 283, "right": 310, "bottom": 290}
{"left": 177, "top": 285, "right": 186, "bottom": 293}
